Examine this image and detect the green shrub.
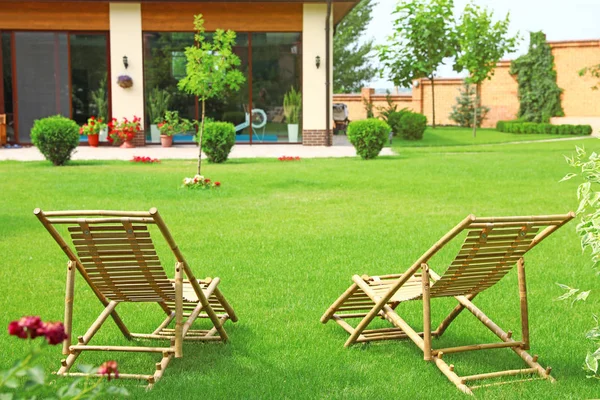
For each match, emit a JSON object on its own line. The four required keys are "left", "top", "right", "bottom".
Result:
{"left": 558, "top": 125, "right": 570, "bottom": 135}
{"left": 386, "top": 108, "right": 410, "bottom": 136}
{"left": 30, "top": 115, "right": 79, "bottom": 166}
{"left": 549, "top": 124, "right": 559, "bottom": 134}
{"left": 397, "top": 112, "right": 427, "bottom": 140}
{"left": 197, "top": 121, "right": 236, "bottom": 163}
{"left": 347, "top": 119, "right": 390, "bottom": 160}
{"left": 496, "top": 120, "right": 508, "bottom": 132}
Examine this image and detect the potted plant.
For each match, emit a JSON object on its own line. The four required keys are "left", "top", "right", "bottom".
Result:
{"left": 146, "top": 88, "right": 171, "bottom": 143}
{"left": 107, "top": 116, "right": 141, "bottom": 148}
{"left": 91, "top": 78, "right": 109, "bottom": 142}
{"left": 157, "top": 111, "right": 193, "bottom": 147}
{"left": 79, "top": 116, "right": 107, "bottom": 147}
{"left": 283, "top": 87, "right": 301, "bottom": 142}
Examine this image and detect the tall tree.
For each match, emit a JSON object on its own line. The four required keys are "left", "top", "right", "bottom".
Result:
{"left": 510, "top": 31, "right": 564, "bottom": 123}
{"left": 454, "top": 2, "right": 519, "bottom": 137}
{"left": 378, "top": 0, "right": 457, "bottom": 128}
{"left": 178, "top": 15, "right": 245, "bottom": 175}
{"left": 333, "top": 0, "right": 377, "bottom": 94}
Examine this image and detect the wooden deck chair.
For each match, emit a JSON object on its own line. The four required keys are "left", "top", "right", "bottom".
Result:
{"left": 34, "top": 208, "right": 238, "bottom": 388}
{"left": 321, "top": 213, "right": 574, "bottom": 395}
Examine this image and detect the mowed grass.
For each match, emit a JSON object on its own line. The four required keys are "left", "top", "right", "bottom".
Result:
{"left": 1, "top": 139, "right": 599, "bottom": 399}
{"left": 391, "top": 126, "right": 584, "bottom": 148}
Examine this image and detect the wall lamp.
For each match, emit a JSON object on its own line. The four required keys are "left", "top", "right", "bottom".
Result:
{"left": 123, "top": 55, "right": 129, "bottom": 69}
{"left": 315, "top": 55, "right": 321, "bottom": 69}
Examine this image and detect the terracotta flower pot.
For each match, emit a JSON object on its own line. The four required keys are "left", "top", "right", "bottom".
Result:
{"left": 160, "top": 135, "right": 173, "bottom": 147}
{"left": 87, "top": 134, "right": 99, "bottom": 147}
{"left": 120, "top": 140, "right": 135, "bottom": 149}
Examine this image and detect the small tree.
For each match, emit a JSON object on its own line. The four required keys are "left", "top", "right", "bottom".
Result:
{"left": 510, "top": 31, "right": 564, "bottom": 123}
{"left": 378, "top": 0, "right": 457, "bottom": 128}
{"left": 334, "top": 0, "right": 377, "bottom": 93}
{"left": 454, "top": 3, "right": 519, "bottom": 137}
{"left": 449, "top": 82, "right": 490, "bottom": 128}
{"left": 178, "top": 15, "right": 245, "bottom": 175}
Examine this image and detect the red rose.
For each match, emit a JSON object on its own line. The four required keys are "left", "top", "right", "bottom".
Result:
{"left": 42, "top": 322, "right": 67, "bottom": 345}
{"left": 8, "top": 321, "right": 26, "bottom": 338}
{"left": 215, "top": 182, "right": 221, "bottom": 187}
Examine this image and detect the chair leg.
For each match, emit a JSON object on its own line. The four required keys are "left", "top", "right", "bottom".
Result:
{"left": 320, "top": 283, "right": 359, "bottom": 323}
{"left": 434, "top": 293, "right": 477, "bottom": 337}
{"left": 63, "top": 260, "right": 76, "bottom": 355}
{"left": 422, "top": 264, "right": 432, "bottom": 361}
{"left": 517, "top": 258, "right": 530, "bottom": 350}
{"left": 174, "top": 263, "right": 184, "bottom": 358}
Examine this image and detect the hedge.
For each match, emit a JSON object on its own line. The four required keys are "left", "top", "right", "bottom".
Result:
{"left": 496, "top": 120, "right": 593, "bottom": 136}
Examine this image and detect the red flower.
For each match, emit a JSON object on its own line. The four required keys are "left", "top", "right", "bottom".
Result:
{"left": 8, "top": 321, "right": 26, "bottom": 339}
{"left": 215, "top": 182, "right": 221, "bottom": 187}
{"left": 90, "top": 116, "right": 96, "bottom": 120}
{"left": 98, "top": 360, "right": 119, "bottom": 381}
{"left": 42, "top": 322, "right": 67, "bottom": 345}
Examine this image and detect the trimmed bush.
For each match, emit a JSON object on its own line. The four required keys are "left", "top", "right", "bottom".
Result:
{"left": 386, "top": 109, "right": 409, "bottom": 137}
{"left": 397, "top": 112, "right": 427, "bottom": 140}
{"left": 347, "top": 118, "right": 390, "bottom": 160}
{"left": 198, "top": 121, "right": 236, "bottom": 163}
{"left": 496, "top": 120, "right": 593, "bottom": 136}
{"left": 30, "top": 115, "right": 80, "bottom": 166}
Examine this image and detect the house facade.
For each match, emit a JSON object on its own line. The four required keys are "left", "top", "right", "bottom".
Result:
{"left": 0, "top": 0, "right": 358, "bottom": 146}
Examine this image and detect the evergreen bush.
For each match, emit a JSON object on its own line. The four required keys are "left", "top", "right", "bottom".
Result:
{"left": 449, "top": 82, "right": 490, "bottom": 127}
{"left": 198, "top": 121, "right": 236, "bottom": 163}
{"left": 347, "top": 119, "right": 390, "bottom": 160}
{"left": 30, "top": 115, "right": 80, "bottom": 166}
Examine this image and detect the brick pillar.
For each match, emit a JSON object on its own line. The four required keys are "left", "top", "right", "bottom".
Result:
{"left": 412, "top": 80, "right": 424, "bottom": 114}
{"left": 361, "top": 88, "right": 374, "bottom": 119}
{"left": 132, "top": 130, "right": 146, "bottom": 147}
{"left": 302, "top": 129, "right": 332, "bottom": 146}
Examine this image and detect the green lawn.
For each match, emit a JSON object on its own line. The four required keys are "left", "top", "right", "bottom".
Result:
{"left": 391, "top": 126, "right": 586, "bottom": 149}
{"left": 1, "top": 139, "right": 599, "bottom": 399}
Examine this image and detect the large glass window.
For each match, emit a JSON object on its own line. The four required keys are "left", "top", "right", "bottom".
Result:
{"left": 70, "top": 34, "right": 109, "bottom": 125}
{"left": 251, "top": 33, "right": 302, "bottom": 143}
{"left": 14, "top": 32, "right": 70, "bottom": 143}
{"left": 2, "top": 32, "right": 14, "bottom": 142}
{"left": 142, "top": 31, "right": 301, "bottom": 144}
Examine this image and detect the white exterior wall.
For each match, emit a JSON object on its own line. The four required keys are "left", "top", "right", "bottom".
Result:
{"left": 109, "top": 3, "right": 144, "bottom": 125}
{"left": 302, "top": 4, "right": 333, "bottom": 131}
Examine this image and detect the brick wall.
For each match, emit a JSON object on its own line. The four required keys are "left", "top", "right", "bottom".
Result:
{"left": 333, "top": 39, "right": 600, "bottom": 129}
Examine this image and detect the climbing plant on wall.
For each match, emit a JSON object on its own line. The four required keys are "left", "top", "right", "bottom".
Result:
{"left": 510, "top": 31, "right": 564, "bottom": 123}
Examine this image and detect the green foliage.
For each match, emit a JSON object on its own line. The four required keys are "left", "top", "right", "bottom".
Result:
{"left": 386, "top": 108, "right": 411, "bottom": 136}
{"left": 283, "top": 87, "right": 302, "bottom": 125}
{"left": 347, "top": 118, "right": 390, "bottom": 159}
{"left": 397, "top": 112, "right": 427, "bottom": 140}
{"left": 376, "top": 92, "right": 398, "bottom": 123}
{"left": 90, "top": 77, "right": 108, "bottom": 121}
{"left": 157, "top": 111, "right": 194, "bottom": 136}
{"left": 579, "top": 64, "right": 600, "bottom": 90}
{"left": 454, "top": 2, "right": 519, "bottom": 136}
{"left": 334, "top": 0, "right": 377, "bottom": 93}
{"left": 449, "top": 82, "right": 490, "bottom": 127}
{"left": 30, "top": 116, "right": 80, "bottom": 166}
{"left": 1, "top": 344, "right": 128, "bottom": 399}
{"left": 378, "top": 0, "right": 457, "bottom": 128}
{"left": 178, "top": 14, "right": 245, "bottom": 175}
{"left": 363, "top": 96, "right": 375, "bottom": 118}
{"left": 146, "top": 88, "right": 172, "bottom": 124}
{"left": 510, "top": 31, "right": 564, "bottom": 123}
{"left": 497, "top": 120, "right": 592, "bottom": 135}
{"left": 561, "top": 145, "right": 600, "bottom": 379}
{"left": 197, "top": 121, "right": 236, "bottom": 163}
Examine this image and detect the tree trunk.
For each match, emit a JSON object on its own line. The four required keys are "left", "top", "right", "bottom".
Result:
{"left": 472, "top": 83, "right": 480, "bottom": 138}
{"left": 197, "top": 99, "right": 206, "bottom": 175}
{"left": 430, "top": 76, "right": 436, "bottom": 129}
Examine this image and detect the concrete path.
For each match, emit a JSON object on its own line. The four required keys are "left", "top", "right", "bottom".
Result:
{"left": 0, "top": 138, "right": 394, "bottom": 161}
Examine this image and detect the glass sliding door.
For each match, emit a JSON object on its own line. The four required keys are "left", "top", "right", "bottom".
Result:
{"left": 143, "top": 32, "right": 195, "bottom": 143}
{"left": 1, "top": 32, "right": 14, "bottom": 142}
{"left": 14, "top": 32, "right": 70, "bottom": 143}
{"left": 70, "top": 34, "right": 109, "bottom": 126}
{"left": 251, "top": 33, "right": 302, "bottom": 143}
{"left": 205, "top": 33, "right": 250, "bottom": 143}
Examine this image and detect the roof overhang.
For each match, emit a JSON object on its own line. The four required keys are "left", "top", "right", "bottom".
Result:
{"left": 1, "top": 0, "right": 361, "bottom": 25}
